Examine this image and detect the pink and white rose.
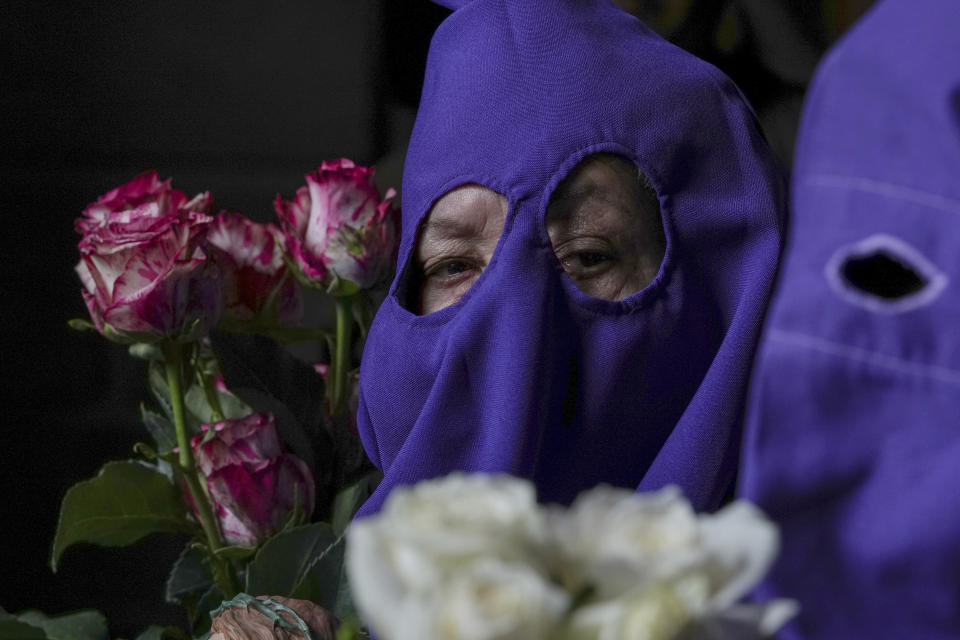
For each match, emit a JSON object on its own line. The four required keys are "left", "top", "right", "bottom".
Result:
{"left": 75, "top": 171, "right": 211, "bottom": 236}
{"left": 207, "top": 211, "right": 303, "bottom": 325}
{"left": 190, "top": 413, "right": 316, "bottom": 547}
{"left": 75, "top": 171, "right": 221, "bottom": 343}
{"left": 275, "top": 159, "right": 399, "bottom": 293}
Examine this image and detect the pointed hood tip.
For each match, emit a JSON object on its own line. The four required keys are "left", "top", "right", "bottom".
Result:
{"left": 431, "top": 0, "right": 469, "bottom": 10}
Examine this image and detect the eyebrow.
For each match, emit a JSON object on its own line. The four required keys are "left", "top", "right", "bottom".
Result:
{"left": 421, "top": 216, "right": 486, "bottom": 240}
{"left": 547, "top": 183, "right": 619, "bottom": 224}
{"left": 550, "top": 183, "right": 600, "bottom": 206}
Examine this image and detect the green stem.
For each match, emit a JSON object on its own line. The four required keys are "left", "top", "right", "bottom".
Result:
{"left": 164, "top": 343, "right": 192, "bottom": 470}
{"left": 182, "top": 471, "right": 238, "bottom": 595}
{"left": 332, "top": 296, "right": 354, "bottom": 417}
{"left": 163, "top": 341, "right": 237, "bottom": 596}
{"left": 336, "top": 616, "right": 362, "bottom": 640}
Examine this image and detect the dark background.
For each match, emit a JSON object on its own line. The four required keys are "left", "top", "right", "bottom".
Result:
{"left": 2, "top": 1, "right": 869, "bottom": 636}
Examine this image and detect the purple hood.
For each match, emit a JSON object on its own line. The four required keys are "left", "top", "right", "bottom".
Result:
{"left": 740, "top": 0, "right": 960, "bottom": 637}
{"left": 357, "top": 0, "right": 785, "bottom": 516}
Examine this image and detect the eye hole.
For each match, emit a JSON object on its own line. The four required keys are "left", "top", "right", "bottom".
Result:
{"left": 546, "top": 153, "right": 665, "bottom": 301}
{"left": 841, "top": 251, "right": 927, "bottom": 299}
{"left": 826, "top": 234, "right": 948, "bottom": 314}
{"left": 402, "top": 184, "right": 508, "bottom": 315}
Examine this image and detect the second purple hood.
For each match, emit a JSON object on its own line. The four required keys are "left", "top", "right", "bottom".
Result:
{"left": 740, "top": 0, "right": 960, "bottom": 636}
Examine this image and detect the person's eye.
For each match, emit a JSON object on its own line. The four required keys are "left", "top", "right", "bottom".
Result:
{"left": 555, "top": 243, "right": 618, "bottom": 279}
{"left": 571, "top": 251, "right": 613, "bottom": 270}
{"left": 423, "top": 258, "right": 481, "bottom": 284}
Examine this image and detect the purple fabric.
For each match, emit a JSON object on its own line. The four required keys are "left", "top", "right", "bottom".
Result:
{"left": 430, "top": 0, "right": 464, "bottom": 9}
{"left": 739, "top": 1, "right": 960, "bottom": 637}
{"left": 356, "top": 0, "right": 785, "bottom": 517}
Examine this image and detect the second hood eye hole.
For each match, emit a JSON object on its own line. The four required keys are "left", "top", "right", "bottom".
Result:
{"left": 840, "top": 251, "right": 927, "bottom": 300}
{"left": 825, "top": 234, "right": 948, "bottom": 314}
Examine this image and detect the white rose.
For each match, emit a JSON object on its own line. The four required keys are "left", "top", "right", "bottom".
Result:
{"left": 677, "top": 501, "right": 797, "bottom": 637}
{"left": 563, "top": 574, "right": 710, "bottom": 640}
{"left": 385, "top": 473, "right": 546, "bottom": 579}
{"left": 547, "top": 485, "right": 702, "bottom": 597}
{"left": 549, "top": 486, "right": 795, "bottom": 638}
{"left": 681, "top": 600, "right": 800, "bottom": 640}
{"left": 695, "top": 500, "right": 780, "bottom": 609}
{"left": 430, "top": 558, "right": 570, "bottom": 640}
{"left": 347, "top": 473, "right": 548, "bottom": 639}
{"left": 564, "top": 580, "right": 797, "bottom": 640}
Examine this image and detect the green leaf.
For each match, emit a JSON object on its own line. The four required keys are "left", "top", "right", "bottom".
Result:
{"left": 129, "top": 343, "right": 164, "bottom": 361}
{"left": 171, "top": 316, "right": 205, "bottom": 344}
{"left": 245, "top": 523, "right": 338, "bottom": 598}
{"left": 332, "top": 564, "right": 361, "bottom": 623}
{"left": 132, "top": 442, "right": 158, "bottom": 460}
{"left": 214, "top": 387, "right": 253, "bottom": 420}
{"left": 147, "top": 361, "right": 175, "bottom": 421}
{"left": 335, "top": 616, "right": 365, "bottom": 640}
{"left": 15, "top": 610, "right": 107, "bottom": 640}
{"left": 0, "top": 616, "right": 46, "bottom": 640}
{"left": 330, "top": 475, "right": 375, "bottom": 536}
{"left": 212, "top": 545, "right": 257, "bottom": 560}
{"left": 101, "top": 322, "right": 161, "bottom": 346}
{"left": 184, "top": 384, "right": 251, "bottom": 425}
{"left": 51, "top": 461, "right": 194, "bottom": 572}
{"left": 187, "top": 584, "right": 224, "bottom": 636}
{"left": 165, "top": 545, "right": 212, "bottom": 605}
{"left": 140, "top": 405, "right": 178, "bottom": 455}
{"left": 325, "top": 273, "right": 360, "bottom": 297}
{"left": 67, "top": 318, "right": 98, "bottom": 333}
{"left": 154, "top": 459, "right": 175, "bottom": 481}
{"left": 184, "top": 384, "right": 214, "bottom": 424}
{"left": 290, "top": 534, "right": 347, "bottom": 612}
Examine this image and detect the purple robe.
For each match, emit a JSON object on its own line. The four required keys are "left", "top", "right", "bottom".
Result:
{"left": 739, "top": 0, "right": 960, "bottom": 637}
{"left": 356, "top": 0, "right": 785, "bottom": 516}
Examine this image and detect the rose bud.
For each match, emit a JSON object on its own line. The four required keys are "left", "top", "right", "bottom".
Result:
{"left": 207, "top": 211, "right": 303, "bottom": 325}
{"left": 74, "top": 171, "right": 221, "bottom": 343}
{"left": 190, "top": 413, "right": 316, "bottom": 547}
{"left": 275, "top": 158, "right": 399, "bottom": 294}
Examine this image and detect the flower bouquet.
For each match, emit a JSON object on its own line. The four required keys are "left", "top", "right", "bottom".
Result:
{"left": 5, "top": 160, "right": 796, "bottom": 640}
{"left": 346, "top": 474, "right": 798, "bottom": 640}
{"left": 1, "top": 160, "right": 397, "bottom": 639}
